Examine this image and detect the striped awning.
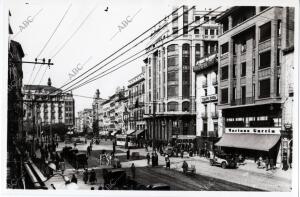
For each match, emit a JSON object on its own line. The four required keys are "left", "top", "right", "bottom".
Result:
{"left": 215, "top": 133, "right": 281, "bottom": 151}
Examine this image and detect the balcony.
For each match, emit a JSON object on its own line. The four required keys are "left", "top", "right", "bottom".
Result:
{"left": 211, "top": 112, "right": 218, "bottom": 119}
{"left": 201, "top": 112, "right": 208, "bottom": 119}
{"left": 212, "top": 78, "right": 218, "bottom": 85}
{"left": 258, "top": 39, "right": 271, "bottom": 51}
{"left": 230, "top": 97, "right": 254, "bottom": 106}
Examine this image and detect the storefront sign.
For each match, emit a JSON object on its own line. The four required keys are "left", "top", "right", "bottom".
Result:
{"left": 201, "top": 94, "right": 218, "bottom": 103}
{"left": 225, "top": 127, "right": 281, "bottom": 135}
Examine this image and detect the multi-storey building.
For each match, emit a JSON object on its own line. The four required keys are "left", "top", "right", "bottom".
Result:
{"left": 92, "top": 89, "right": 106, "bottom": 131}
{"left": 101, "top": 87, "right": 127, "bottom": 135}
{"left": 128, "top": 68, "right": 146, "bottom": 138}
{"left": 194, "top": 54, "right": 221, "bottom": 151}
{"left": 144, "top": 5, "right": 221, "bottom": 147}
{"left": 77, "top": 108, "right": 93, "bottom": 133}
{"left": 8, "top": 36, "right": 24, "bottom": 142}
{"left": 23, "top": 78, "right": 75, "bottom": 130}
{"left": 215, "top": 6, "right": 294, "bottom": 164}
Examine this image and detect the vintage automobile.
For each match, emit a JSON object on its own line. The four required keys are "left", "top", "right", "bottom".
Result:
{"left": 161, "top": 146, "right": 174, "bottom": 157}
{"left": 146, "top": 183, "right": 171, "bottom": 190}
{"left": 209, "top": 153, "right": 237, "bottom": 169}
{"left": 74, "top": 153, "right": 88, "bottom": 169}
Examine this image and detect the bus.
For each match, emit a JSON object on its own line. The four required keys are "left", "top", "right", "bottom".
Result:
{"left": 115, "top": 134, "right": 136, "bottom": 148}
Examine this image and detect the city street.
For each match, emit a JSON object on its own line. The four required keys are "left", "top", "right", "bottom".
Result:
{"left": 44, "top": 139, "right": 291, "bottom": 191}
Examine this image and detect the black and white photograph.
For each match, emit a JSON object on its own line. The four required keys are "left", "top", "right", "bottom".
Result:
{"left": 1, "top": 0, "right": 298, "bottom": 195}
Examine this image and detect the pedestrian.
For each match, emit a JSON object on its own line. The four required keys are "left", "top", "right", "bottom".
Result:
{"left": 74, "top": 142, "right": 77, "bottom": 148}
{"left": 56, "top": 142, "right": 59, "bottom": 148}
{"left": 182, "top": 160, "right": 188, "bottom": 174}
{"left": 71, "top": 174, "right": 78, "bottom": 184}
{"left": 146, "top": 153, "right": 150, "bottom": 165}
{"left": 89, "top": 169, "right": 97, "bottom": 184}
{"left": 282, "top": 153, "right": 289, "bottom": 171}
{"left": 83, "top": 168, "right": 89, "bottom": 184}
{"left": 126, "top": 149, "right": 130, "bottom": 160}
{"left": 131, "top": 163, "right": 136, "bottom": 179}
{"left": 181, "top": 149, "right": 184, "bottom": 159}
{"left": 166, "top": 157, "right": 170, "bottom": 170}
{"left": 151, "top": 153, "right": 155, "bottom": 167}
{"left": 87, "top": 146, "right": 91, "bottom": 156}
{"left": 265, "top": 156, "right": 270, "bottom": 171}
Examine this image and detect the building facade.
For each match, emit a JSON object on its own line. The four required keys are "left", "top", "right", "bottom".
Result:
{"left": 8, "top": 38, "right": 24, "bottom": 142}
{"left": 194, "top": 53, "right": 221, "bottom": 151}
{"left": 92, "top": 89, "right": 106, "bottom": 131}
{"left": 144, "top": 5, "right": 221, "bottom": 147}
{"left": 215, "top": 6, "right": 294, "bottom": 164}
{"left": 23, "top": 79, "right": 75, "bottom": 132}
{"left": 128, "top": 68, "right": 146, "bottom": 135}
{"left": 77, "top": 108, "right": 93, "bottom": 133}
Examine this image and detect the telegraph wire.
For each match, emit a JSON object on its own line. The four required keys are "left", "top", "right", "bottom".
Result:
{"left": 49, "top": 6, "right": 185, "bottom": 95}
{"left": 50, "top": 2, "right": 100, "bottom": 59}
{"left": 62, "top": 7, "right": 223, "bottom": 93}
{"left": 61, "top": 6, "right": 195, "bottom": 92}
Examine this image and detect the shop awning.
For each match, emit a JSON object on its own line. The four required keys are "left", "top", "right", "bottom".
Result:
{"left": 126, "top": 129, "right": 135, "bottom": 135}
{"left": 215, "top": 133, "right": 281, "bottom": 151}
{"left": 135, "top": 130, "right": 145, "bottom": 136}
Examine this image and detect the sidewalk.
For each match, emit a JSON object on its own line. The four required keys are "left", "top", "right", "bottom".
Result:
{"left": 119, "top": 147, "right": 292, "bottom": 191}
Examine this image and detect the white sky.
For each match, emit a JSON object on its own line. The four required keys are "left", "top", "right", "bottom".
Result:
{"left": 7, "top": 0, "right": 297, "bottom": 115}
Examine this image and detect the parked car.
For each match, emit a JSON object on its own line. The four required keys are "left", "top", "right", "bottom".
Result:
{"left": 146, "top": 183, "right": 171, "bottom": 190}
{"left": 210, "top": 153, "right": 237, "bottom": 169}
{"left": 161, "top": 146, "right": 174, "bottom": 157}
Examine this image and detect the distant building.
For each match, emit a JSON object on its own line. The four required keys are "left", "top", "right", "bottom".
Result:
{"left": 92, "top": 89, "right": 106, "bottom": 131}
{"left": 128, "top": 67, "right": 146, "bottom": 138}
{"left": 215, "top": 6, "right": 294, "bottom": 164}
{"left": 77, "top": 108, "right": 93, "bottom": 133}
{"left": 144, "top": 5, "right": 221, "bottom": 147}
{"left": 101, "top": 87, "right": 128, "bottom": 135}
{"left": 23, "top": 78, "right": 75, "bottom": 130}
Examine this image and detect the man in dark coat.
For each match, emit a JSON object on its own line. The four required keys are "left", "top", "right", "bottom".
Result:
{"left": 83, "top": 169, "right": 89, "bottom": 184}
{"left": 131, "top": 163, "right": 136, "bottom": 179}
{"left": 146, "top": 153, "right": 150, "bottom": 165}
{"left": 89, "top": 169, "right": 97, "bottom": 184}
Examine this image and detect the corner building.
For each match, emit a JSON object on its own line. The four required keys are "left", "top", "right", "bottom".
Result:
{"left": 215, "top": 6, "right": 294, "bottom": 164}
{"left": 144, "top": 6, "right": 221, "bottom": 147}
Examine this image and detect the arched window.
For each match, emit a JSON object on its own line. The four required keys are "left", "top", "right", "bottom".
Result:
{"left": 182, "top": 101, "right": 190, "bottom": 112}
{"left": 167, "top": 44, "right": 179, "bottom": 98}
{"left": 167, "top": 102, "right": 178, "bottom": 111}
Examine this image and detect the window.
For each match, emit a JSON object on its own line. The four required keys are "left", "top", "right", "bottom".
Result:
{"left": 149, "top": 67, "right": 151, "bottom": 77}
{"left": 241, "top": 40, "right": 247, "bottom": 53}
{"left": 183, "top": 25, "right": 188, "bottom": 35}
{"left": 210, "top": 29, "right": 214, "bottom": 35}
{"left": 253, "top": 83, "right": 256, "bottom": 98}
{"left": 232, "top": 87, "right": 236, "bottom": 101}
{"left": 172, "top": 27, "right": 178, "bottom": 34}
{"left": 167, "top": 102, "right": 178, "bottom": 111}
{"left": 252, "top": 58, "right": 256, "bottom": 73}
{"left": 182, "top": 101, "right": 190, "bottom": 112}
{"left": 167, "top": 71, "right": 178, "bottom": 82}
{"left": 278, "top": 20, "right": 282, "bottom": 36}
{"left": 241, "top": 62, "right": 246, "bottom": 77}
{"left": 195, "top": 44, "right": 201, "bottom": 63}
{"left": 204, "top": 16, "right": 209, "bottom": 22}
{"left": 276, "top": 77, "right": 280, "bottom": 96}
{"left": 149, "top": 92, "right": 151, "bottom": 102}
{"left": 277, "top": 49, "right": 281, "bottom": 66}
{"left": 221, "top": 66, "right": 228, "bottom": 80}
{"left": 241, "top": 86, "right": 246, "bottom": 104}
{"left": 259, "top": 51, "right": 271, "bottom": 69}
{"left": 211, "top": 17, "right": 216, "bottom": 21}
{"left": 260, "top": 22, "right": 271, "bottom": 42}
{"left": 223, "top": 19, "right": 229, "bottom": 32}
{"left": 233, "top": 64, "right": 236, "bottom": 78}
{"left": 259, "top": 78, "right": 270, "bottom": 98}
{"left": 149, "top": 79, "right": 151, "bottom": 89}
{"left": 194, "top": 28, "right": 199, "bottom": 34}
{"left": 221, "top": 42, "right": 228, "bottom": 54}
{"left": 204, "top": 89, "right": 207, "bottom": 96}
{"left": 205, "top": 29, "right": 208, "bottom": 35}
{"left": 195, "top": 16, "right": 200, "bottom": 21}
{"left": 221, "top": 88, "right": 228, "bottom": 104}
{"left": 168, "top": 86, "right": 178, "bottom": 98}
